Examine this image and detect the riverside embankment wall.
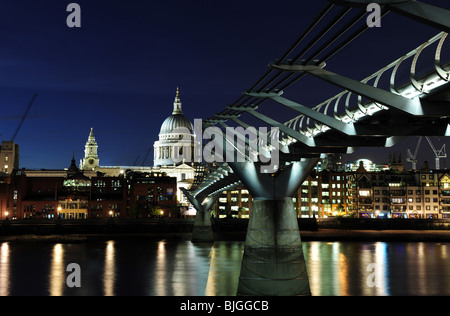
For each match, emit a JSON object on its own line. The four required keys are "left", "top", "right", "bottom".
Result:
{"left": 2, "top": 217, "right": 450, "bottom": 237}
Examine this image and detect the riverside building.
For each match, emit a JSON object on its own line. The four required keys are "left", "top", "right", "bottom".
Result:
{"left": 297, "top": 160, "right": 450, "bottom": 219}
{"left": 1, "top": 157, "right": 177, "bottom": 220}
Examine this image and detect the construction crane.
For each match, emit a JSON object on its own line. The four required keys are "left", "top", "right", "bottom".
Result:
{"left": 406, "top": 137, "right": 423, "bottom": 170}
{"left": 10, "top": 93, "right": 38, "bottom": 142}
{"left": 425, "top": 136, "right": 446, "bottom": 170}
{"left": 141, "top": 147, "right": 153, "bottom": 166}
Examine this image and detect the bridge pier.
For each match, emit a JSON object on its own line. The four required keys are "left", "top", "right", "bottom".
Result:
{"left": 229, "top": 158, "right": 319, "bottom": 296}
{"left": 181, "top": 188, "right": 222, "bottom": 242}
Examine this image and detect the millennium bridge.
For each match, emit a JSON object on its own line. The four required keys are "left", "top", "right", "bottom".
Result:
{"left": 181, "top": 0, "right": 450, "bottom": 296}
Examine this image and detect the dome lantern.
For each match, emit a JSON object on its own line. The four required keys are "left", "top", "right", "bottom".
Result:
{"left": 172, "top": 87, "right": 183, "bottom": 115}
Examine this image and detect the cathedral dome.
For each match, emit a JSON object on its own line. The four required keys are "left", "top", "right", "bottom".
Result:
{"left": 160, "top": 114, "right": 193, "bottom": 135}
{"left": 153, "top": 87, "right": 195, "bottom": 167}
{"left": 159, "top": 87, "right": 193, "bottom": 135}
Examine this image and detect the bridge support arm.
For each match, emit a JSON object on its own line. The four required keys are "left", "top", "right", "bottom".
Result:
{"left": 389, "top": 1, "right": 450, "bottom": 33}
{"left": 181, "top": 188, "right": 222, "bottom": 242}
{"left": 244, "top": 91, "right": 357, "bottom": 135}
{"left": 228, "top": 106, "right": 315, "bottom": 147}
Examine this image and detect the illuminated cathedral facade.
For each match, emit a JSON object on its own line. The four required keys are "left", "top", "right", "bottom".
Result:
{"left": 78, "top": 88, "right": 196, "bottom": 206}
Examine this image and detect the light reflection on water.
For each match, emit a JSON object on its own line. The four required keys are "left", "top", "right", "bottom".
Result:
{"left": 49, "top": 244, "right": 64, "bottom": 296}
{"left": 0, "top": 243, "right": 9, "bottom": 296}
{"left": 103, "top": 240, "right": 115, "bottom": 296}
{"left": 303, "top": 241, "right": 450, "bottom": 296}
{"left": 1, "top": 240, "right": 450, "bottom": 296}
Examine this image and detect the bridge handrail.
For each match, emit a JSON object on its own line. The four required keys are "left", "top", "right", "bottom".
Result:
{"left": 275, "top": 32, "right": 449, "bottom": 143}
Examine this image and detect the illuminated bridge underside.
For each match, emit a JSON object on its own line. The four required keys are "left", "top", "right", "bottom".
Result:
{"left": 184, "top": 1, "right": 450, "bottom": 296}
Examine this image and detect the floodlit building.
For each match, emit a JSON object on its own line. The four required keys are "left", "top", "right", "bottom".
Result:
{"left": 153, "top": 87, "right": 196, "bottom": 167}
{"left": 346, "top": 161, "right": 446, "bottom": 218}
{"left": 77, "top": 88, "right": 196, "bottom": 206}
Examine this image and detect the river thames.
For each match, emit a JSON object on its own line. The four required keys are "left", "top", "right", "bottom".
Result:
{"left": 0, "top": 239, "right": 449, "bottom": 296}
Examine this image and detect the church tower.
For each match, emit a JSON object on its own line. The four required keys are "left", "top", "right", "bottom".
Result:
{"left": 80, "top": 127, "right": 100, "bottom": 170}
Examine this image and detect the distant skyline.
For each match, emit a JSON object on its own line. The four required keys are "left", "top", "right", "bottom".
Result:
{"left": 1, "top": 0, "right": 450, "bottom": 170}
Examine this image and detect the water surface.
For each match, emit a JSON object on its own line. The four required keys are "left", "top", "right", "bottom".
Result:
{"left": 1, "top": 240, "right": 449, "bottom": 296}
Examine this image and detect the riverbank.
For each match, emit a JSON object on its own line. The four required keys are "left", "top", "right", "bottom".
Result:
{"left": 2, "top": 218, "right": 450, "bottom": 243}
{"left": 2, "top": 229, "right": 450, "bottom": 243}
{"left": 300, "top": 229, "right": 450, "bottom": 242}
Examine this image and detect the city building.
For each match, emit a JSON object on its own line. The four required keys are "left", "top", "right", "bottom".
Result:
{"left": 214, "top": 187, "right": 252, "bottom": 218}
{"left": 344, "top": 161, "right": 448, "bottom": 218}
{"left": 296, "top": 169, "right": 348, "bottom": 218}
{"left": 344, "top": 158, "right": 389, "bottom": 172}
{"left": 208, "top": 158, "right": 450, "bottom": 220}
{"left": 0, "top": 173, "right": 12, "bottom": 219}
{"left": 0, "top": 141, "right": 19, "bottom": 174}
{"left": 0, "top": 157, "right": 177, "bottom": 220}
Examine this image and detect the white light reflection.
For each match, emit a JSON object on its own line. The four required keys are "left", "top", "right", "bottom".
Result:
{"left": 49, "top": 244, "right": 65, "bottom": 296}
{"left": 205, "top": 246, "right": 217, "bottom": 295}
{"left": 155, "top": 241, "right": 167, "bottom": 296}
{"left": 360, "top": 242, "right": 390, "bottom": 295}
{"left": 305, "top": 242, "right": 321, "bottom": 296}
{"left": 331, "top": 242, "right": 340, "bottom": 295}
{"left": 374, "top": 242, "right": 389, "bottom": 296}
{"left": 415, "top": 242, "right": 427, "bottom": 296}
{"left": 306, "top": 242, "right": 349, "bottom": 296}
{"left": 337, "top": 249, "right": 349, "bottom": 295}
{"left": 0, "top": 243, "right": 10, "bottom": 296}
{"left": 103, "top": 240, "right": 115, "bottom": 296}
{"left": 440, "top": 243, "right": 448, "bottom": 259}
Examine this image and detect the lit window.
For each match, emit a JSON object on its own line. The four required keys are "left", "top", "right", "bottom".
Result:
{"left": 359, "top": 190, "right": 370, "bottom": 197}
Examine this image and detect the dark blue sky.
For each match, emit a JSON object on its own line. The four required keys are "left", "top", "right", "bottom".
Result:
{"left": 1, "top": 0, "right": 450, "bottom": 170}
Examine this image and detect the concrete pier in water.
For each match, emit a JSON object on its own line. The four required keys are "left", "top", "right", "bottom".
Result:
{"left": 229, "top": 158, "right": 318, "bottom": 296}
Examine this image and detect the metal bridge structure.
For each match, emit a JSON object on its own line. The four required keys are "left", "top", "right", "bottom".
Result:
{"left": 181, "top": 0, "right": 450, "bottom": 296}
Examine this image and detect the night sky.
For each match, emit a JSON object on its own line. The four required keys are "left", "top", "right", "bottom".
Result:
{"left": 1, "top": 0, "right": 450, "bottom": 170}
